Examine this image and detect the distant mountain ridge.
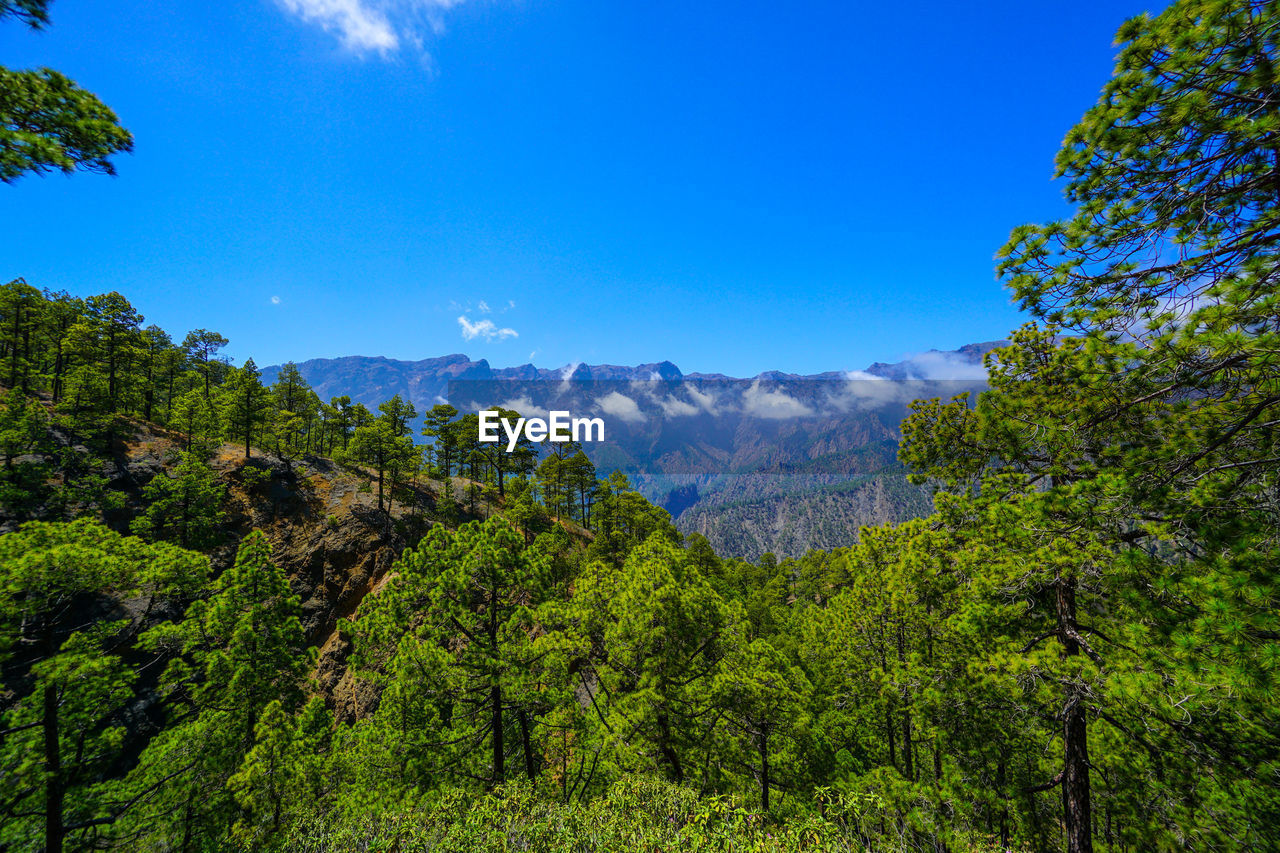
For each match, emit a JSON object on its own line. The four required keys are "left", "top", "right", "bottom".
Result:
{"left": 261, "top": 342, "right": 1004, "bottom": 411}
{"left": 261, "top": 342, "right": 1005, "bottom": 559}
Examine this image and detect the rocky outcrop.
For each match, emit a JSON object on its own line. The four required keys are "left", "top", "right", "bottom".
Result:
{"left": 5, "top": 416, "right": 475, "bottom": 719}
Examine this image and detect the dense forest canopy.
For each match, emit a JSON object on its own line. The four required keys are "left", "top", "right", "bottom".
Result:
{"left": 2, "top": 0, "right": 1280, "bottom": 851}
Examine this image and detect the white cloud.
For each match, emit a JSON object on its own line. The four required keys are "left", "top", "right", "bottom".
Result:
{"left": 596, "top": 391, "right": 645, "bottom": 424}
{"left": 657, "top": 395, "right": 698, "bottom": 417}
{"left": 633, "top": 382, "right": 719, "bottom": 418}
{"left": 741, "top": 380, "right": 814, "bottom": 420}
{"left": 276, "top": 0, "right": 474, "bottom": 56}
{"left": 278, "top": 0, "right": 400, "bottom": 52}
{"left": 270, "top": 295, "right": 282, "bottom": 305}
{"left": 687, "top": 386, "right": 719, "bottom": 414}
{"left": 458, "top": 315, "right": 518, "bottom": 342}
{"left": 899, "top": 351, "right": 988, "bottom": 381}
{"left": 500, "top": 396, "right": 549, "bottom": 418}
{"left": 477, "top": 300, "right": 491, "bottom": 313}
{"left": 827, "top": 376, "right": 911, "bottom": 412}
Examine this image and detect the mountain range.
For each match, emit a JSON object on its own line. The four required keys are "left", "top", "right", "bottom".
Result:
{"left": 262, "top": 342, "right": 1002, "bottom": 559}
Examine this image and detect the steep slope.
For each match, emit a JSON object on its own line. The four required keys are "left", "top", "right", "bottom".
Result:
{"left": 0, "top": 415, "right": 487, "bottom": 715}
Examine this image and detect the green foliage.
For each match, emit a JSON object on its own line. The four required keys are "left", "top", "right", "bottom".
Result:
{"left": 221, "top": 357, "right": 273, "bottom": 459}
{"left": 170, "top": 386, "right": 220, "bottom": 455}
{"left": 893, "top": 2, "right": 1280, "bottom": 849}
{"left": 228, "top": 697, "right": 334, "bottom": 848}
{"left": 120, "top": 529, "right": 310, "bottom": 848}
{"left": 5, "top": 4, "right": 1280, "bottom": 849}
{"left": 272, "top": 777, "right": 930, "bottom": 853}
{"left": 422, "top": 402, "right": 459, "bottom": 477}
{"left": 567, "top": 533, "right": 730, "bottom": 791}
{"left": 348, "top": 518, "right": 552, "bottom": 790}
{"left": 347, "top": 413, "right": 418, "bottom": 512}
{"left": 0, "top": 66, "right": 132, "bottom": 182}
{"left": 0, "top": 518, "right": 208, "bottom": 852}
{"left": 130, "top": 451, "right": 227, "bottom": 549}
{"left": 0, "top": 386, "right": 51, "bottom": 511}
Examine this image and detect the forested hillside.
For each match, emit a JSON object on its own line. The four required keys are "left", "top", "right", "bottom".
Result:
{"left": 3, "top": 1, "right": 1280, "bottom": 851}
{"left": 262, "top": 349, "right": 1000, "bottom": 560}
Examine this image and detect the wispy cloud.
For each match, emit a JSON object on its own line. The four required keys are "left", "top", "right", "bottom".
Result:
{"left": 458, "top": 315, "right": 518, "bottom": 342}
{"left": 270, "top": 295, "right": 282, "bottom": 305}
{"left": 898, "top": 351, "right": 988, "bottom": 381}
{"left": 278, "top": 0, "right": 399, "bottom": 52}
{"left": 276, "top": 0, "right": 475, "bottom": 56}
{"left": 595, "top": 391, "right": 646, "bottom": 424}
{"left": 500, "top": 395, "right": 549, "bottom": 418}
{"left": 741, "top": 380, "right": 814, "bottom": 420}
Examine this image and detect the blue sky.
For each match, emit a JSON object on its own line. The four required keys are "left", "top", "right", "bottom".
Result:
{"left": 2, "top": 0, "right": 1153, "bottom": 376}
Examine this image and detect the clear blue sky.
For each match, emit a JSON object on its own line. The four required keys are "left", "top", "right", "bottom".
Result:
{"left": 2, "top": 0, "right": 1153, "bottom": 376}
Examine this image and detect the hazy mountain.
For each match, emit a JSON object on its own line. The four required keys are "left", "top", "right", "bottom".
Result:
{"left": 263, "top": 342, "right": 1003, "bottom": 559}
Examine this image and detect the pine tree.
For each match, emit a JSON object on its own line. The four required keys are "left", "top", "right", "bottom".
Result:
{"left": 227, "top": 697, "right": 332, "bottom": 847}
{"left": 221, "top": 358, "right": 273, "bottom": 459}
{"left": 422, "top": 402, "right": 458, "bottom": 477}
{"left": 377, "top": 393, "right": 417, "bottom": 438}
{"left": 182, "top": 329, "right": 229, "bottom": 398}
{"left": 121, "top": 530, "right": 309, "bottom": 849}
{"left": 0, "top": 518, "right": 207, "bottom": 853}
{"left": 712, "top": 631, "right": 812, "bottom": 812}
{"left": 0, "top": 0, "right": 133, "bottom": 182}
{"left": 130, "top": 451, "right": 227, "bottom": 549}
{"left": 347, "top": 416, "right": 416, "bottom": 513}
{"left": 897, "top": 4, "right": 1280, "bottom": 846}
{"left": 570, "top": 533, "right": 729, "bottom": 789}
{"left": 349, "top": 518, "right": 551, "bottom": 790}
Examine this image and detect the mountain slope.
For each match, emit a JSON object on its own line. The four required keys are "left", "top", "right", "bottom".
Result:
{"left": 264, "top": 342, "right": 1003, "bottom": 558}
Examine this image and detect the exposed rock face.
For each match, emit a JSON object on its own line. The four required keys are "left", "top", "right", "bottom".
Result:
{"left": 675, "top": 472, "right": 934, "bottom": 562}
{"left": 199, "top": 450, "right": 449, "bottom": 719}
{"left": 3, "top": 417, "right": 468, "bottom": 720}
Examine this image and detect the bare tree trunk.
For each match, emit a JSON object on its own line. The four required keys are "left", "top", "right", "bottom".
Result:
{"left": 759, "top": 730, "right": 771, "bottom": 812}
{"left": 519, "top": 709, "right": 537, "bottom": 782}
{"left": 491, "top": 683, "right": 504, "bottom": 786}
{"left": 43, "top": 682, "right": 63, "bottom": 853}
{"left": 1057, "top": 577, "right": 1092, "bottom": 853}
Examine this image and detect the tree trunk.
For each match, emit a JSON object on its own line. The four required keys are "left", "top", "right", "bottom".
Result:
{"left": 43, "top": 682, "right": 63, "bottom": 853}
{"left": 491, "top": 683, "right": 504, "bottom": 786}
{"left": 897, "top": 624, "right": 913, "bottom": 781}
{"left": 519, "top": 709, "right": 537, "bottom": 782}
{"left": 1057, "top": 577, "right": 1092, "bottom": 853}
{"left": 759, "top": 730, "right": 771, "bottom": 812}
{"left": 657, "top": 710, "right": 684, "bottom": 785}
{"left": 886, "top": 704, "right": 896, "bottom": 770}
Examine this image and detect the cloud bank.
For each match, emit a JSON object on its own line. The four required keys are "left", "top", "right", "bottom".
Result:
{"left": 896, "top": 351, "right": 989, "bottom": 381}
